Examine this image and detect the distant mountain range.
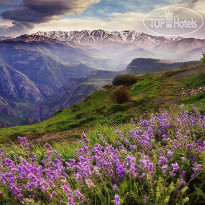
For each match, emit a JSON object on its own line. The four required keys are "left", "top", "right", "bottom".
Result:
{"left": 33, "top": 30, "right": 205, "bottom": 63}
{"left": 33, "top": 30, "right": 201, "bottom": 47}
{"left": 1, "top": 30, "right": 205, "bottom": 66}
{"left": 0, "top": 30, "right": 203, "bottom": 126}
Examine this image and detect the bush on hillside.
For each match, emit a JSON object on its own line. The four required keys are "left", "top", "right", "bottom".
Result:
{"left": 112, "top": 73, "right": 137, "bottom": 86}
{"left": 111, "top": 85, "right": 130, "bottom": 104}
{"left": 201, "top": 52, "right": 205, "bottom": 65}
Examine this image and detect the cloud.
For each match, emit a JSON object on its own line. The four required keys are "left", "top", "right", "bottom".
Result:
{"left": 189, "top": 0, "right": 200, "bottom": 8}
{"left": 33, "top": 12, "right": 146, "bottom": 32}
{"left": 0, "top": 0, "right": 204, "bottom": 38}
{"left": 0, "top": 19, "right": 33, "bottom": 36}
{"left": 0, "top": 0, "right": 19, "bottom": 6}
{"left": 188, "top": 0, "right": 205, "bottom": 39}
{"left": 32, "top": 1, "right": 205, "bottom": 39}
{"left": 0, "top": 0, "right": 22, "bottom": 10}
{"left": 0, "top": 0, "right": 100, "bottom": 36}
{"left": 150, "top": 0, "right": 205, "bottom": 38}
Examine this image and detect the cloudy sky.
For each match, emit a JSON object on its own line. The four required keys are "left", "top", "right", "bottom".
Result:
{"left": 0, "top": 0, "right": 204, "bottom": 38}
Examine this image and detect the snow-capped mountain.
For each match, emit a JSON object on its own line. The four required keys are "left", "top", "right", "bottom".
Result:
{"left": 0, "top": 36, "right": 13, "bottom": 41}
{"left": 34, "top": 30, "right": 144, "bottom": 44}
{"left": 33, "top": 30, "right": 188, "bottom": 46}
{"left": 3, "top": 29, "right": 205, "bottom": 64}
{"left": 33, "top": 30, "right": 205, "bottom": 58}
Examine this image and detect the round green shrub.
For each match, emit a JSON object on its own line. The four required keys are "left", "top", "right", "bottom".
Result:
{"left": 112, "top": 73, "right": 137, "bottom": 86}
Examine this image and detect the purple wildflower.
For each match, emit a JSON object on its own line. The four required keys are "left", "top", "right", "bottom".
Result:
{"left": 45, "top": 143, "right": 52, "bottom": 151}
{"left": 74, "top": 190, "right": 85, "bottom": 202}
{"left": 113, "top": 184, "right": 118, "bottom": 190}
{"left": 161, "top": 164, "right": 168, "bottom": 171}
{"left": 180, "top": 170, "right": 186, "bottom": 179}
{"left": 167, "top": 151, "right": 173, "bottom": 157}
{"left": 158, "top": 156, "right": 168, "bottom": 164}
{"left": 82, "top": 132, "right": 89, "bottom": 143}
{"left": 172, "top": 163, "right": 179, "bottom": 172}
{"left": 18, "top": 137, "right": 30, "bottom": 151}
{"left": 193, "top": 164, "right": 202, "bottom": 173}
{"left": 114, "top": 194, "right": 120, "bottom": 205}
{"left": 67, "top": 197, "right": 75, "bottom": 205}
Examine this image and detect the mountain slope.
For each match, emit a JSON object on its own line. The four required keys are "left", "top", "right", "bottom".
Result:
{"left": 28, "top": 70, "right": 119, "bottom": 123}
{"left": 27, "top": 58, "right": 198, "bottom": 124}
{"left": 0, "top": 44, "right": 95, "bottom": 91}
{"left": 0, "top": 50, "right": 199, "bottom": 126}
{"left": 0, "top": 61, "right": 43, "bottom": 102}
{"left": 0, "top": 64, "right": 204, "bottom": 142}
{"left": 0, "top": 43, "right": 95, "bottom": 126}
{"left": 0, "top": 37, "right": 117, "bottom": 71}
{"left": 28, "top": 79, "right": 95, "bottom": 123}
{"left": 126, "top": 58, "right": 199, "bottom": 75}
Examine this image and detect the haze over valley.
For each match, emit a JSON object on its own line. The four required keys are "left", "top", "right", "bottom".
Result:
{"left": 0, "top": 30, "right": 203, "bottom": 126}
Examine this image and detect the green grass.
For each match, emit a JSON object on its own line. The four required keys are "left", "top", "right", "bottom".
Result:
{"left": 184, "top": 70, "right": 205, "bottom": 88}
{"left": 130, "top": 73, "right": 162, "bottom": 99}
{"left": 0, "top": 64, "right": 205, "bottom": 144}
{"left": 2, "top": 123, "right": 131, "bottom": 160}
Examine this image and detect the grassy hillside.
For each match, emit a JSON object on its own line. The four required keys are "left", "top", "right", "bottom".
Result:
{"left": 126, "top": 58, "right": 199, "bottom": 75}
{"left": 0, "top": 64, "right": 204, "bottom": 143}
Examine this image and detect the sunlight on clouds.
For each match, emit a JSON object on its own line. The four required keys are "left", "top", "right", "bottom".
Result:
{"left": 1, "top": 0, "right": 204, "bottom": 38}
{"left": 33, "top": 12, "right": 146, "bottom": 32}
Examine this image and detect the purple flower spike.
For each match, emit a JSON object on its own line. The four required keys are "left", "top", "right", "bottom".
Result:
{"left": 45, "top": 143, "right": 52, "bottom": 151}
{"left": 172, "top": 163, "right": 179, "bottom": 172}
{"left": 113, "top": 184, "right": 118, "bottom": 190}
{"left": 82, "top": 132, "right": 89, "bottom": 143}
{"left": 114, "top": 194, "right": 120, "bottom": 205}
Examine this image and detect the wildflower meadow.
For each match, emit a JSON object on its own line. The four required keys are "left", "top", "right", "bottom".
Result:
{"left": 0, "top": 107, "right": 204, "bottom": 204}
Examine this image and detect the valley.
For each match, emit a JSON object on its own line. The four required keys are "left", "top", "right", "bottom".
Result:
{"left": 0, "top": 63, "right": 204, "bottom": 143}
{"left": 0, "top": 30, "right": 203, "bottom": 127}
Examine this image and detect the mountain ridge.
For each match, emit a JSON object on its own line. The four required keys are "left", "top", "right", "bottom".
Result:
{"left": 1, "top": 30, "right": 204, "bottom": 65}
{"left": 32, "top": 30, "right": 205, "bottom": 49}
{"left": 31, "top": 30, "right": 205, "bottom": 63}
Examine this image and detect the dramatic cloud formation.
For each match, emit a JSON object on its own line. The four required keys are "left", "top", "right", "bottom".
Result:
{"left": 0, "top": 0, "right": 204, "bottom": 38}
{"left": 34, "top": 12, "right": 145, "bottom": 32}
{"left": 0, "top": 0, "right": 100, "bottom": 36}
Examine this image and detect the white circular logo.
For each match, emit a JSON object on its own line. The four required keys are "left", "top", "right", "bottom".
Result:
{"left": 143, "top": 7, "right": 204, "bottom": 36}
